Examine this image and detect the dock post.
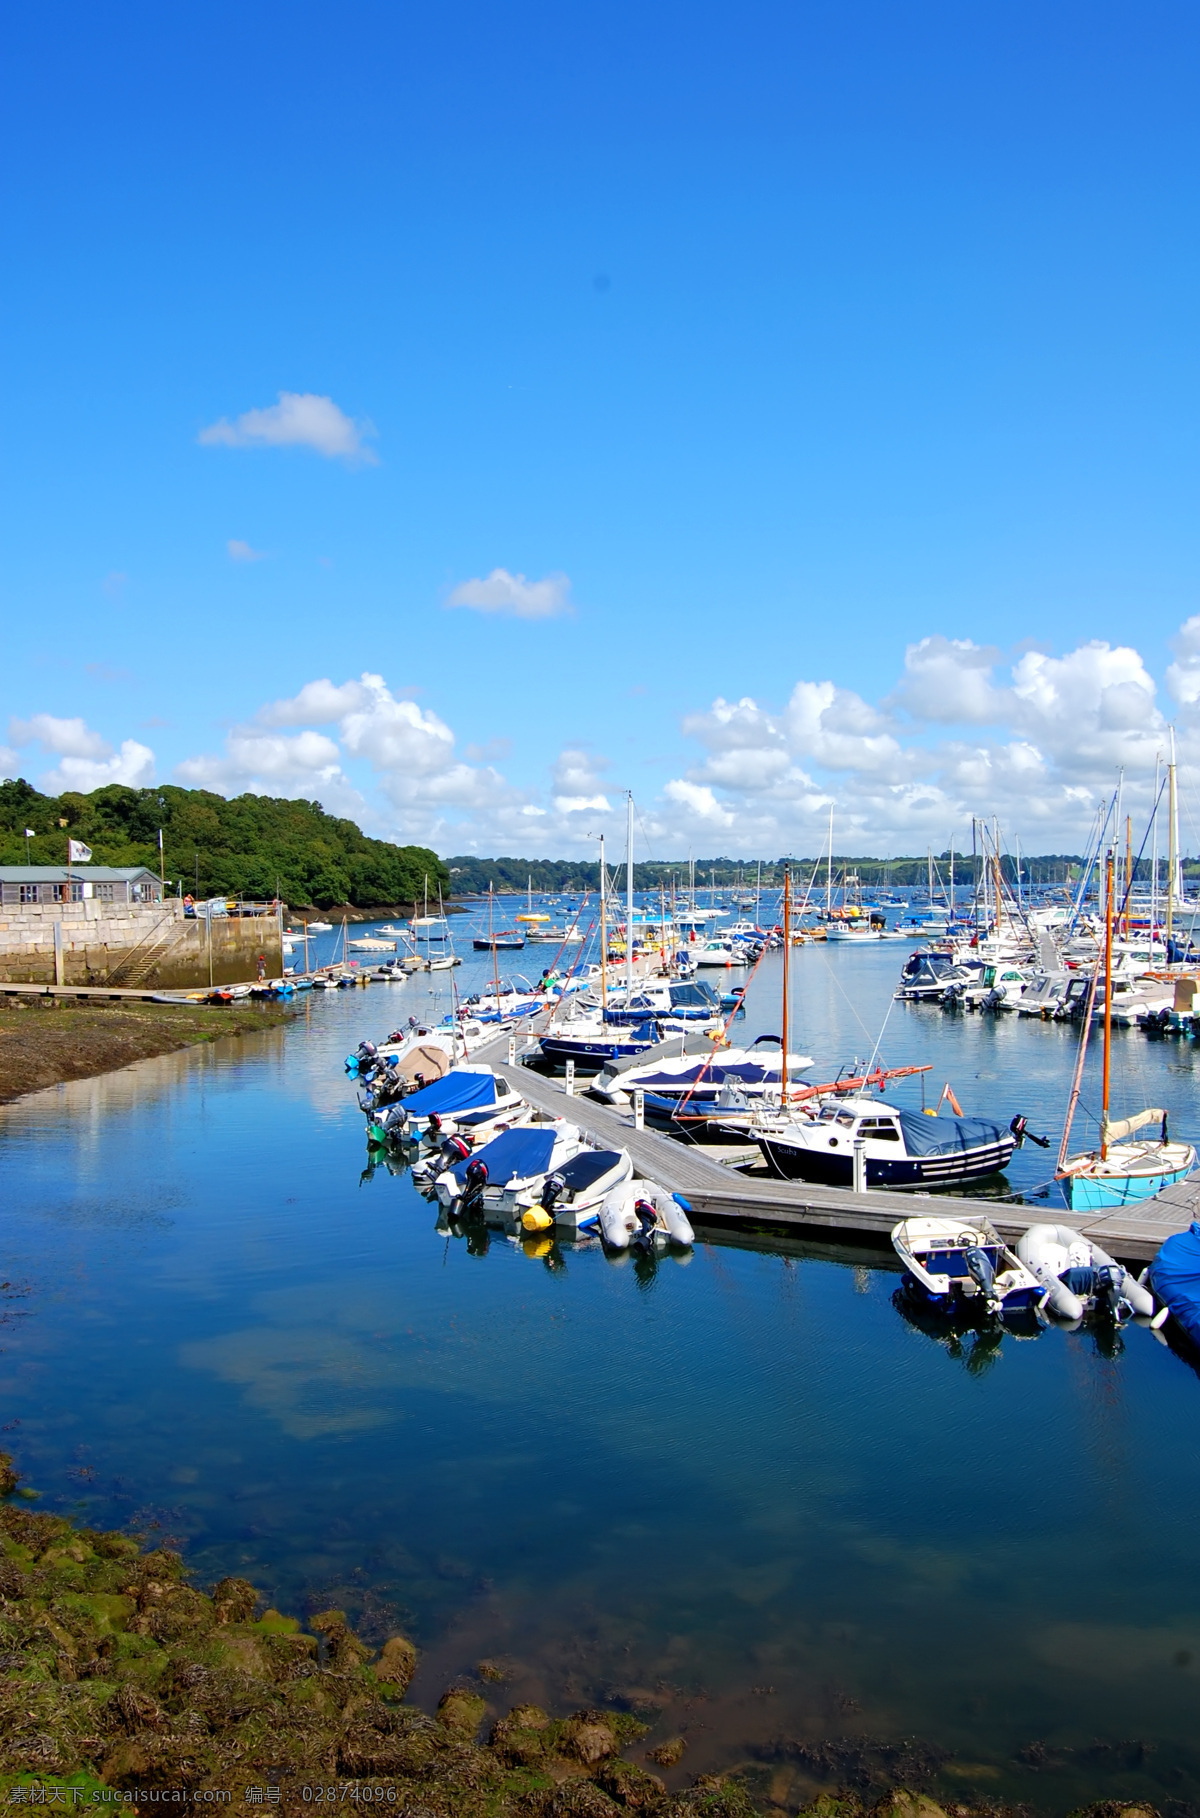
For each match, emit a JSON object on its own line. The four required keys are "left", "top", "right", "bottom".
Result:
{"left": 633, "top": 1088, "right": 645, "bottom": 1131}
{"left": 852, "top": 1136, "right": 867, "bottom": 1194}
{"left": 507, "top": 1035, "right": 516, "bottom": 1066}
{"left": 565, "top": 1059, "right": 576, "bottom": 1097}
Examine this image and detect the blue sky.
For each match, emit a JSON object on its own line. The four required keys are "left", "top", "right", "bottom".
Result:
{"left": 4, "top": 1, "right": 1200, "bottom": 855}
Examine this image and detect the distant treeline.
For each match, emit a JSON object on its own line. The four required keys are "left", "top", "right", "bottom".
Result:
{"left": 0, "top": 780, "right": 448, "bottom": 910}
{"left": 444, "top": 852, "right": 1129, "bottom": 893}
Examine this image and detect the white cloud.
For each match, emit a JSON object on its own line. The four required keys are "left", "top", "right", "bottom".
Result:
{"left": 1167, "top": 615, "right": 1200, "bottom": 705}
{"left": 891, "top": 636, "right": 1007, "bottom": 724}
{"left": 0, "top": 746, "right": 19, "bottom": 780}
{"left": 662, "top": 779, "right": 736, "bottom": 826}
{"left": 257, "top": 675, "right": 380, "bottom": 728}
{"left": 445, "top": 568, "right": 572, "bottom": 619}
{"left": 227, "top": 539, "right": 267, "bottom": 563}
{"left": 198, "top": 392, "right": 377, "bottom": 465}
{"left": 10, "top": 713, "right": 111, "bottom": 759}
{"left": 551, "top": 748, "right": 612, "bottom": 814}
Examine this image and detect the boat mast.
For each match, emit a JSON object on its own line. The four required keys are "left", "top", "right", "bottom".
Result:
{"left": 781, "top": 865, "right": 791, "bottom": 1106}
{"left": 948, "top": 838, "right": 955, "bottom": 921}
{"left": 1168, "top": 727, "right": 1179, "bottom": 950}
{"left": 489, "top": 882, "right": 501, "bottom": 1004}
{"left": 826, "top": 806, "right": 834, "bottom": 916}
{"left": 1152, "top": 753, "right": 1160, "bottom": 949}
{"left": 1101, "top": 848, "right": 1114, "bottom": 1160}
{"left": 598, "top": 833, "right": 607, "bottom": 1011}
{"left": 626, "top": 790, "right": 635, "bottom": 997}
{"left": 1124, "top": 815, "right": 1133, "bottom": 941}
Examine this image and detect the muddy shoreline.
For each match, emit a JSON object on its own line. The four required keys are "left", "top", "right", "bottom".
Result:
{"left": 0, "top": 999, "right": 296, "bottom": 1105}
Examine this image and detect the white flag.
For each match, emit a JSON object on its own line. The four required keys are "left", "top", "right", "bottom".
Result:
{"left": 24, "top": 828, "right": 35, "bottom": 838}
{"left": 68, "top": 839, "right": 92, "bottom": 862}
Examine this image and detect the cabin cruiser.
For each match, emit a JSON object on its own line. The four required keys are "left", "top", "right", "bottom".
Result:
{"left": 693, "top": 937, "right": 747, "bottom": 967}
{"left": 894, "top": 950, "right": 984, "bottom": 1002}
{"left": 754, "top": 1095, "right": 1017, "bottom": 1189}
{"left": 950, "top": 963, "right": 1036, "bottom": 1011}
{"left": 1015, "top": 971, "right": 1073, "bottom": 1017}
{"left": 590, "top": 1035, "right": 815, "bottom": 1114}
{"left": 892, "top": 1214, "right": 1047, "bottom": 1320}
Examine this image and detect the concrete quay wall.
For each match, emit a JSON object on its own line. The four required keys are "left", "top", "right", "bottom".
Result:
{"left": 0, "top": 900, "right": 283, "bottom": 987}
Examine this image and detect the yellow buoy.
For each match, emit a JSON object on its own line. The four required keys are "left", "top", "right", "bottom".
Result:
{"left": 521, "top": 1206, "right": 553, "bottom": 1232}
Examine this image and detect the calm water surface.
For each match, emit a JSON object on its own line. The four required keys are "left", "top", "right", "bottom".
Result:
{"left": 3, "top": 918, "right": 1200, "bottom": 1811}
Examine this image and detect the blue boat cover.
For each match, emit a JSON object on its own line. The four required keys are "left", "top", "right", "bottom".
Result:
{"left": 1149, "top": 1221, "right": 1200, "bottom": 1348}
{"left": 896, "top": 1110, "right": 1007, "bottom": 1156}
{"left": 447, "top": 1126, "right": 559, "bottom": 1187}
{"left": 402, "top": 1071, "right": 498, "bottom": 1117}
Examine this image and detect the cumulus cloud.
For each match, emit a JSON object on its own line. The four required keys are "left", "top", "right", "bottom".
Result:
{"left": 257, "top": 675, "right": 380, "bottom": 728}
{"left": 198, "top": 392, "right": 377, "bottom": 465}
{"left": 891, "top": 636, "right": 1007, "bottom": 724}
{"left": 1167, "top": 615, "right": 1200, "bottom": 706}
{"left": 445, "top": 569, "right": 572, "bottom": 619}
{"left": 8, "top": 715, "right": 156, "bottom": 794}
{"left": 551, "top": 748, "right": 612, "bottom": 815}
{"left": 227, "top": 539, "right": 267, "bottom": 563}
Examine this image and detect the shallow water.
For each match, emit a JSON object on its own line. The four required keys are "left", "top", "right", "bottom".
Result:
{"left": 4, "top": 910, "right": 1200, "bottom": 1811}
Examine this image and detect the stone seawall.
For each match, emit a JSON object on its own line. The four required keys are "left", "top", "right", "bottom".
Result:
{"left": 0, "top": 900, "right": 283, "bottom": 987}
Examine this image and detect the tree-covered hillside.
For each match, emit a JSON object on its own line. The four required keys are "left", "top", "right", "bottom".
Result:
{"left": 0, "top": 780, "right": 447, "bottom": 910}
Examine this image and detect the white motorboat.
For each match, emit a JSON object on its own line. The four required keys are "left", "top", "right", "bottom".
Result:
{"left": 306, "top": 920, "right": 333, "bottom": 933}
{"left": 892, "top": 1214, "right": 1047, "bottom": 1319}
{"left": 693, "top": 937, "right": 747, "bottom": 967}
{"left": 349, "top": 936, "right": 398, "bottom": 952}
{"left": 591, "top": 1036, "right": 815, "bottom": 1113}
{"left": 520, "top": 1148, "right": 636, "bottom": 1234}
{"left": 433, "top": 1121, "right": 589, "bottom": 1217}
{"left": 1015, "top": 1222, "right": 1154, "bottom": 1322}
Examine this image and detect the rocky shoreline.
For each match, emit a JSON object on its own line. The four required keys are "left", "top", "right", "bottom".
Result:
{"left": 0, "top": 999, "right": 296, "bottom": 1105}
{"left": 0, "top": 1456, "right": 1168, "bottom": 1818}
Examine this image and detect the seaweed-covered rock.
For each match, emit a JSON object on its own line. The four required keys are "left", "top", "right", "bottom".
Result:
{"left": 212, "top": 1575, "right": 258, "bottom": 1623}
{"left": 374, "top": 1633, "right": 417, "bottom": 1691}
{"left": 436, "top": 1687, "right": 488, "bottom": 1735}
{"left": 0, "top": 1451, "right": 19, "bottom": 1497}
{"left": 647, "top": 1735, "right": 687, "bottom": 1767}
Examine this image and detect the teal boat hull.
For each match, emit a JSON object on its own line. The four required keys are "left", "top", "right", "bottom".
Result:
{"left": 1064, "top": 1161, "right": 1194, "bottom": 1212}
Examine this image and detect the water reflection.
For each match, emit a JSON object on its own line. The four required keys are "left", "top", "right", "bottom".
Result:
{"left": 2, "top": 943, "right": 1200, "bottom": 1811}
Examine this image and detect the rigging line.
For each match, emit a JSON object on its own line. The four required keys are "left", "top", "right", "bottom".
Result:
{"left": 811, "top": 944, "right": 876, "bottom": 1042}
{"left": 864, "top": 989, "right": 897, "bottom": 1081}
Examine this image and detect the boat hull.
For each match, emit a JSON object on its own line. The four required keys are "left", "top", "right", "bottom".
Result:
{"left": 760, "top": 1134, "right": 1016, "bottom": 1190}
{"left": 1064, "top": 1160, "right": 1194, "bottom": 1211}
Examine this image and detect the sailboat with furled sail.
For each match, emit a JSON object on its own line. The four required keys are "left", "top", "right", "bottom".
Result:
{"left": 1058, "top": 846, "right": 1195, "bottom": 1211}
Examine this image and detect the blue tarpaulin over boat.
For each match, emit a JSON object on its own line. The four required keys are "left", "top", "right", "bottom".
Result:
{"left": 896, "top": 1110, "right": 1007, "bottom": 1156}
{"left": 1149, "top": 1221, "right": 1200, "bottom": 1348}
{"left": 446, "top": 1126, "right": 559, "bottom": 1187}
{"left": 400, "top": 1071, "right": 498, "bottom": 1118}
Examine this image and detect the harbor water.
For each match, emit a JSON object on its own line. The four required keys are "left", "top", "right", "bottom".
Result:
{"left": 3, "top": 914, "right": 1200, "bottom": 1810}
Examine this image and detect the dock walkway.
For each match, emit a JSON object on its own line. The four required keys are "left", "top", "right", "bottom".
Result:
{"left": 471, "top": 1029, "right": 1193, "bottom": 1264}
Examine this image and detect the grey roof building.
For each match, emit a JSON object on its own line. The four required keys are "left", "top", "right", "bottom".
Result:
{"left": 0, "top": 865, "right": 164, "bottom": 906}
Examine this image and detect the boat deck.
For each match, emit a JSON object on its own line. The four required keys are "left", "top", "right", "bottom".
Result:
{"left": 472, "top": 1028, "right": 1194, "bottom": 1263}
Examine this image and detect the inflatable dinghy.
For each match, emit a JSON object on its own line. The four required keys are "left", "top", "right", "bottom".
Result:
{"left": 1016, "top": 1222, "right": 1153, "bottom": 1322}
{"left": 599, "top": 1180, "right": 695, "bottom": 1251}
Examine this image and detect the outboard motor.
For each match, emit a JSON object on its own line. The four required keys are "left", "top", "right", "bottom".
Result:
{"left": 964, "top": 1246, "right": 996, "bottom": 1299}
{"left": 382, "top": 1103, "right": 409, "bottom": 1139}
{"left": 438, "top": 1133, "right": 472, "bottom": 1170}
{"left": 460, "top": 1157, "right": 489, "bottom": 1216}
{"left": 1010, "top": 1116, "right": 1050, "bottom": 1150}
{"left": 631, "top": 1197, "right": 660, "bottom": 1252}
{"left": 540, "top": 1171, "right": 567, "bottom": 1213}
{"left": 427, "top": 1112, "right": 442, "bottom": 1139}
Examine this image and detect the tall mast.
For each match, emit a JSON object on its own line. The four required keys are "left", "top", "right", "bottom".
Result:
{"left": 781, "top": 866, "right": 791, "bottom": 1106}
{"left": 1168, "top": 727, "right": 1179, "bottom": 948}
{"left": 598, "top": 833, "right": 607, "bottom": 1010}
{"left": 826, "top": 806, "right": 834, "bottom": 914}
{"left": 948, "top": 838, "right": 954, "bottom": 921}
{"left": 1102, "top": 849, "right": 1114, "bottom": 1159}
{"left": 1152, "top": 753, "right": 1160, "bottom": 949}
{"left": 626, "top": 790, "right": 635, "bottom": 996}
{"left": 1124, "top": 815, "right": 1133, "bottom": 940}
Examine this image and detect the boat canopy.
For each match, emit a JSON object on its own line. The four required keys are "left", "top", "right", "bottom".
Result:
{"left": 447, "top": 1126, "right": 561, "bottom": 1186}
{"left": 895, "top": 1109, "right": 1008, "bottom": 1156}
{"left": 401, "top": 1070, "right": 498, "bottom": 1117}
{"left": 1148, "top": 1221, "right": 1200, "bottom": 1348}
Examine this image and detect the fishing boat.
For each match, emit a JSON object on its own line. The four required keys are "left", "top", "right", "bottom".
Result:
{"left": 755, "top": 1095, "right": 1017, "bottom": 1189}
{"left": 1058, "top": 848, "right": 1195, "bottom": 1211}
{"left": 892, "top": 1214, "right": 1047, "bottom": 1320}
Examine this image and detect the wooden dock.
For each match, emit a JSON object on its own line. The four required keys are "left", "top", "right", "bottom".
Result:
{"left": 473, "top": 1031, "right": 1196, "bottom": 1264}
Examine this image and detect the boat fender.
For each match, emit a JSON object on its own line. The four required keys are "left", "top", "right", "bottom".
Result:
{"left": 522, "top": 1206, "right": 554, "bottom": 1232}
